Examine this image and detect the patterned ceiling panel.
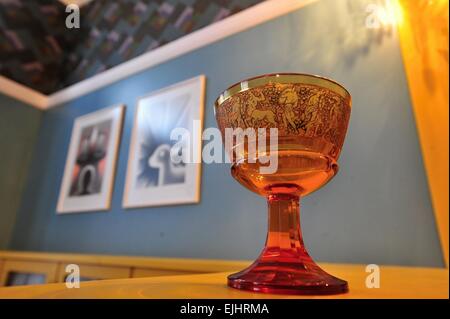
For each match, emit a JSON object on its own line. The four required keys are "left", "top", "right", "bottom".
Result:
{"left": 0, "top": 0, "right": 265, "bottom": 94}
{"left": 0, "top": 0, "right": 81, "bottom": 94}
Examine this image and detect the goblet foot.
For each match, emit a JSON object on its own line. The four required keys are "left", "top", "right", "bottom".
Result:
{"left": 228, "top": 255, "right": 348, "bottom": 295}
{"left": 227, "top": 193, "right": 348, "bottom": 295}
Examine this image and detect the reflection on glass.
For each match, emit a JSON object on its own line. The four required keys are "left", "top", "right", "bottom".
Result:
{"left": 6, "top": 272, "right": 46, "bottom": 287}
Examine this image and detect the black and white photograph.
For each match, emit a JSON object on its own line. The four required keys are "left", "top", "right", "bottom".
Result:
{"left": 57, "top": 105, "right": 124, "bottom": 213}
{"left": 123, "top": 76, "right": 205, "bottom": 208}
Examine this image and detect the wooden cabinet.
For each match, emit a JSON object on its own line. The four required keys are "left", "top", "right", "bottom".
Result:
{"left": 0, "top": 251, "right": 248, "bottom": 287}
{"left": 0, "top": 260, "right": 58, "bottom": 286}
{"left": 57, "top": 264, "right": 131, "bottom": 282}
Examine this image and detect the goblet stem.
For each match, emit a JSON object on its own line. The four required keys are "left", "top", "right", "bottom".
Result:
{"left": 266, "top": 194, "right": 304, "bottom": 256}
{"left": 227, "top": 193, "right": 349, "bottom": 295}
{"left": 260, "top": 193, "right": 320, "bottom": 275}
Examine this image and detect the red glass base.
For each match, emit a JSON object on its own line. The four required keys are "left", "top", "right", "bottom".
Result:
{"left": 228, "top": 250, "right": 348, "bottom": 295}
{"left": 228, "top": 194, "right": 348, "bottom": 295}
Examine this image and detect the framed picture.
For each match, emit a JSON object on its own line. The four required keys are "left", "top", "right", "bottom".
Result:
{"left": 57, "top": 105, "right": 125, "bottom": 214}
{"left": 123, "top": 75, "right": 205, "bottom": 208}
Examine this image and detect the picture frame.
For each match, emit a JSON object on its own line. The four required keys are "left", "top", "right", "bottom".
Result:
{"left": 123, "top": 75, "right": 205, "bottom": 208}
{"left": 56, "top": 105, "right": 125, "bottom": 214}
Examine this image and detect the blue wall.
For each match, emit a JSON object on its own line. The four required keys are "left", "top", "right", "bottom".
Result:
{"left": 9, "top": 0, "right": 444, "bottom": 267}
{"left": 0, "top": 93, "right": 42, "bottom": 249}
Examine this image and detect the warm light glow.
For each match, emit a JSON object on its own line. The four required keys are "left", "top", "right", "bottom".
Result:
{"left": 366, "top": 0, "right": 404, "bottom": 29}
{"left": 382, "top": 0, "right": 404, "bottom": 26}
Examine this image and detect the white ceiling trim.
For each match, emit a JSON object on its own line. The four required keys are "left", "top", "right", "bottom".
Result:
{"left": 58, "top": 0, "right": 94, "bottom": 7}
{"left": 0, "top": 76, "right": 48, "bottom": 109}
{"left": 0, "top": 0, "right": 317, "bottom": 110}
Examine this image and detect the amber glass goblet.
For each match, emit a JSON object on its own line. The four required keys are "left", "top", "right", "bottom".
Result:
{"left": 214, "top": 73, "right": 351, "bottom": 295}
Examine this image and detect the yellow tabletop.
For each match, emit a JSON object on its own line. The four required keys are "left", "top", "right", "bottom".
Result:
{"left": 0, "top": 264, "right": 447, "bottom": 299}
